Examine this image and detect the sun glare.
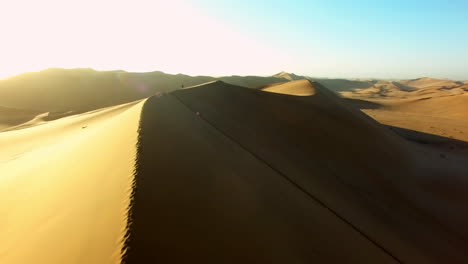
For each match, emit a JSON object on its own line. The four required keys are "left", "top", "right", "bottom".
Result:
{"left": 0, "top": 0, "right": 291, "bottom": 79}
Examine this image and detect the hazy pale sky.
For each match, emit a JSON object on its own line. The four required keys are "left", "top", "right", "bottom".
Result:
{"left": 1, "top": 0, "right": 467, "bottom": 79}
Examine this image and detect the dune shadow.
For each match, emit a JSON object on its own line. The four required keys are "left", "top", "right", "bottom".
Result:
{"left": 391, "top": 82, "right": 417, "bottom": 92}
{"left": 342, "top": 98, "right": 383, "bottom": 109}
{"left": 385, "top": 125, "right": 468, "bottom": 151}
{"left": 313, "top": 79, "right": 376, "bottom": 92}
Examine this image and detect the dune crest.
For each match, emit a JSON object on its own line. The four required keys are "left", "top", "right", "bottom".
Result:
{"left": 122, "top": 80, "right": 468, "bottom": 263}
{"left": 0, "top": 106, "right": 40, "bottom": 131}
{"left": 1, "top": 76, "right": 468, "bottom": 263}
{"left": 261, "top": 79, "right": 317, "bottom": 96}
{"left": 0, "top": 100, "right": 144, "bottom": 264}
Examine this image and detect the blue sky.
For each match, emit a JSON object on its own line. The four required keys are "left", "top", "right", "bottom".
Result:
{"left": 191, "top": 0, "right": 468, "bottom": 79}
{"left": 0, "top": 0, "right": 467, "bottom": 79}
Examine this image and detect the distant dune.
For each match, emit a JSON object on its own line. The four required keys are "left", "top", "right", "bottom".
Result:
{"left": 0, "top": 68, "right": 291, "bottom": 114}
{"left": 124, "top": 80, "right": 468, "bottom": 263}
{"left": 261, "top": 79, "right": 317, "bottom": 96}
{"left": 400, "top": 77, "right": 463, "bottom": 89}
{"left": 272, "top": 71, "right": 305, "bottom": 81}
{"left": 340, "top": 77, "right": 468, "bottom": 143}
{"left": 0, "top": 106, "right": 40, "bottom": 131}
{"left": 311, "top": 78, "right": 376, "bottom": 92}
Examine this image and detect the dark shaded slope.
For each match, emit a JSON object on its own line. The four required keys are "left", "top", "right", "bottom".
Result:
{"left": 123, "top": 94, "right": 397, "bottom": 263}
{"left": 220, "top": 75, "right": 287, "bottom": 88}
{"left": 171, "top": 80, "right": 468, "bottom": 263}
{"left": 312, "top": 78, "right": 376, "bottom": 92}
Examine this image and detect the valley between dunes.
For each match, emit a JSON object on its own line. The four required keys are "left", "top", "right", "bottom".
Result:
{"left": 1, "top": 72, "right": 468, "bottom": 263}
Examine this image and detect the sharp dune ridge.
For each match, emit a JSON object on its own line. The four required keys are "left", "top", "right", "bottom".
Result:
{"left": 122, "top": 80, "right": 468, "bottom": 263}
{"left": 124, "top": 84, "right": 398, "bottom": 263}
{"left": 0, "top": 106, "right": 40, "bottom": 131}
{"left": 0, "top": 100, "right": 144, "bottom": 264}
{"left": 1, "top": 76, "right": 468, "bottom": 263}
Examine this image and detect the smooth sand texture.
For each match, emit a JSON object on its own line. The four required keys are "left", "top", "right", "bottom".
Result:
{"left": 272, "top": 71, "right": 304, "bottom": 81}
{"left": 338, "top": 79, "right": 468, "bottom": 244}
{"left": 0, "top": 106, "right": 40, "bottom": 131}
{"left": 342, "top": 78, "right": 468, "bottom": 142}
{"left": 261, "top": 79, "right": 317, "bottom": 96}
{"left": 124, "top": 93, "right": 397, "bottom": 263}
{"left": 125, "top": 81, "right": 467, "bottom": 263}
{"left": 0, "top": 100, "right": 143, "bottom": 264}
{"left": 2, "top": 78, "right": 468, "bottom": 263}
{"left": 401, "top": 77, "right": 462, "bottom": 89}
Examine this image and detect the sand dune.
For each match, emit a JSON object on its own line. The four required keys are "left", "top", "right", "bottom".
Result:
{"left": 337, "top": 78, "right": 468, "bottom": 239}
{"left": 261, "top": 79, "right": 317, "bottom": 96}
{"left": 340, "top": 81, "right": 416, "bottom": 98}
{"left": 0, "top": 68, "right": 292, "bottom": 114}
{"left": 341, "top": 77, "right": 466, "bottom": 99}
{"left": 0, "top": 100, "right": 143, "bottom": 264}
{"left": 219, "top": 75, "right": 287, "bottom": 88}
{"left": 0, "top": 106, "right": 40, "bottom": 131}
{"left": 0, "top": 68, "right": 211, "bottom": 112}
{"left": 123, "top": 80, "right": 467, "bottom": 263}
{"left": 124, "top": 91, "right": 397, "bottom": 263}
{"left": 1, "top": 78, "right": 468, "bottom": 263}
{"left": 272, "top": 71, "right": 305, "bottom": 81}
{"left": 341, "top": 78, "right": 468, "bottom": 143}
{"left": 311, "top": 78, "right": 376, "bottom": 92}
{"left": 401, "top": 77, "right": 462, "bottom": 89}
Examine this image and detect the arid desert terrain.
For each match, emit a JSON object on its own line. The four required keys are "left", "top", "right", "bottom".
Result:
{"left": 1, "top": 69, "right": 467, "bottom": 263}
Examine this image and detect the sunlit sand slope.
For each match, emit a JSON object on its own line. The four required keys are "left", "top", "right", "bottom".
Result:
{"left": 343, "top": 81, "right": 468, "bottom": 142}
{"left": 0, "top": 100, "right": 143, "bottom": 264}
{"left": 261, "top": 79, "right": 317, "bottom": 96}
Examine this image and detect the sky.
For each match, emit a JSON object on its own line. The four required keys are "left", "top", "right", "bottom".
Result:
{"left": 0, "top": 0, "right": 467, "bottom": 79}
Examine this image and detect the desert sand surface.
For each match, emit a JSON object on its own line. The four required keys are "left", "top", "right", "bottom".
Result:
{"left": 0, "top": 100, "right": 143, "bottom": 264}
{"left": 341, "top": 78, "right": 468, "bottom": 143}
{"left": 1, "top": 76, "right": 468, "bottom": 263}
{"left": 124, "top": 80, "right": 468, "bottom": 263}
{"left": 0, "top": 106, "right": 40, "bottom": 131}
{"left": 261, "top": 79, "right": 317, "bottom": 96}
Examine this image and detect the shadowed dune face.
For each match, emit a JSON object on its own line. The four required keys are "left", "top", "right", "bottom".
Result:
{"left": 312, "top": 78, "right": 376, "bottom": 92}
{"left": 335, "top": 77, "right": 468, "bottom": 242}
{"left": 219, "top": 75, "right": 287, "bottom": 88}
{"left": 2, "top": 77, "right": 468, "bottom": 263}
{"left": 124, "top": 93, "right": 398, "bottom": 263}
{"left": 123, "top": 81, "right": 468, "bottom": 263}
